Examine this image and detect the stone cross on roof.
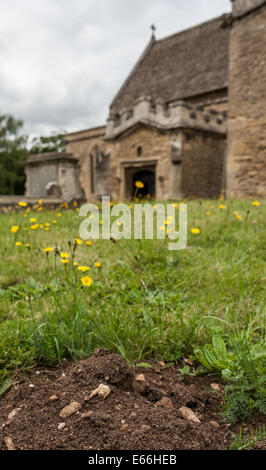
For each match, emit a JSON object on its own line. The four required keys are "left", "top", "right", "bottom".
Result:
{"left": 150, "top": 23, "right": 156, "bottom": 40}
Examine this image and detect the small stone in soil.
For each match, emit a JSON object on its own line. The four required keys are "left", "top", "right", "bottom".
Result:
{"left": 87, "top": 383, "right": 111, "bottom": 400}
{"left": 4, "top": 436, "right": 16, "bottom": 450}
{"left": 59, "top": 402, "right": 82, "bottom": 419}
{"left": 7, "top": 407, "right": 21, "bottom": 422}
{"left": 179, "top": 406, "right": 201, "bottom": 424}
{"left": 135, "top": 374, "right": 146, "bottom": 382}
{"left": 58, "top": 422, "right": 66, "bottom": 430}
{"left": 81, "top": 411, "right": 93, "bottom": 419}
{"left": 155, "top": 397, "right": 174, "bottom": 409}
{"left": 210, "top": 420, "right": 220, "bottom": 428}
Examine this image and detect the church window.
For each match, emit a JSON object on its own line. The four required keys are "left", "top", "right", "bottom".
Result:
{"left": 90, "top": 154, "right": 94, "bottom": 194}
{"left": 137, "top": 146, "right": 143, "bottom": 158}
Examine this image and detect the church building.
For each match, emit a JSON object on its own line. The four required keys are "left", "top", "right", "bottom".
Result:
{"left": 24, "top": 0, "right": 266, "bottom": 201}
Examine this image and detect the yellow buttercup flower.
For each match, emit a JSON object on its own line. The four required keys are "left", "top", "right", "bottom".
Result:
{"left": 73, "top": 262, "right": 79, "bottom": 266}
{"left": 60, "top": 252, "right": 69, "bottom": 259}
{"left": 86, "top": 241, "right": 92, "bottom": 246}
{"left": 58, "top": 213, "right": 62, "bottom": 217}
{"left": 77, "top": 266, "right": 90, "bottom": 272}
{"left": 15, "top": 241, "right": 22, "bottom": 247}
{"left": 236, "top": 215, "right": 242, "bottom": 220}
{"left": 18, "top": 201, "right": 27, "bottom": 207}
{"left": 172, "top": 203, "right": 179, "bottom": 208}
{"left": 25, "top": 244, "right": 31, "bottom": 248}
{"left": 191, "top": 228, "right": 200, "bottom": 234}
{"left": 61, "top": 259, "right": 69, "bottom": 264}
{"left": 252, "top": 201, "right": 260, "bottom": 207}
{"left": 30, "top": 218, "right": 37, "bottom": 223}
{"left": 75, "top": 238, "right": 83, "bottom": 245}
{"left": 81, "top": 276, "right": 93, "bottom": 287}
{"left": 95, "top": 262, "right": 102, "bottom": 268}
{"left": 219, "top": 204, "right": 226, "bottom": 209}
{"left": 135, "top": 181, "right": 144, "bottom": 189}
{"left": 30, "top": 224, "right": 38, "bottom": 230}
{"left": 10, "top": 225, "right": 19, "bottom": 233}
{"left": 53, "top": 220, "right": 57, "bottom": 224}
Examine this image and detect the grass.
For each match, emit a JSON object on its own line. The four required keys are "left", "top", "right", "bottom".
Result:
{"left": 0, "top": 198, "right": 265, "bottom": 423}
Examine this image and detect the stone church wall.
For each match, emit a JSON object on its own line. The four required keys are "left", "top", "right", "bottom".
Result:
{"left": 227, "top": 1, "right": 266, "bottom": 197}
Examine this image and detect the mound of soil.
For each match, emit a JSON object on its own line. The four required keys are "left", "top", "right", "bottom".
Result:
{"left": 0, "top": 349, "right": 265, "bottom": 450}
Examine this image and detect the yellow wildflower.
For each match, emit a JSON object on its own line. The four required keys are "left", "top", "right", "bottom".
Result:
{"left": 135, "top": 181, "right": 144, "bottom": 189}
{"left": 219, "top": 204, "right": 226, "bottom": 209}
{"left": 18, "top": 201, "right": 27, "bottom": 207}
{"left": 95, "top": 262, "right": 102, "bottom": 268}
{"left": 15, "top": 241, "right": 22, "bottom": 247}
{"left": 86, "top": 241, "right": 92, "bottom": 246}
{"left": 252, "top": 201, "right": 260, "bottom": 207}
{"left": 191, "top": 228, "right": 200, "bottom": 234}
{"left": 81, "top": 276, "right": 93, "bottom": 287}
{"left": 10, "top": 225, "right": 19, "bottom": 233}
{"left": 30, "top": 218, "right": 37, "bottom": 223}
{"left": 60, "top": 253, "right": 69, "bottom": 259}
{"left": 44, "top": 247, "right": 54, "bottom": 253}
{"left": 61, "top": 259, "right": 69, "bottom": 264}
{"left": 25, "top": 244, "right": 31, "bottom": 248}
{"left": 75, "top": 238, "right": 83, "bottom": 245}
{"left": 77, "top": 266, "right": 90, "bottom": 272}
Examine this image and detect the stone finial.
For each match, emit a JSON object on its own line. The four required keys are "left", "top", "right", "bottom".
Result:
{"left": 150, "top": 23, "right": 156, "bottom": 40}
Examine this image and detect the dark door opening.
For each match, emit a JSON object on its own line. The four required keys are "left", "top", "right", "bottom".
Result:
{"left": 132, "top": 170, "right": 155, "bottom": 198}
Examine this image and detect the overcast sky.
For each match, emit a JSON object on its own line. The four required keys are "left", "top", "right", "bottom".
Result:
{"left": 0, "top": 0, "right": 231, "bottom": 137}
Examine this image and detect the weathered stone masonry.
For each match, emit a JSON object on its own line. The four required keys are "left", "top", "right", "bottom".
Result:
{"left": 227, "top": 0, "right": 266, "bottom": 197}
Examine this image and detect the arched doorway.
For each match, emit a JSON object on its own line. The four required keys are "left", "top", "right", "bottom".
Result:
{"left": 132, "top": 170, "right": 155, "bottom": 198}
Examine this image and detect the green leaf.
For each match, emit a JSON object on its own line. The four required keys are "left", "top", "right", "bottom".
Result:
{"left": 0, "top": 378, "right": 11, "bottom": 396}
{"left": 136, "top": 362, "right": 153, "bottom": 368}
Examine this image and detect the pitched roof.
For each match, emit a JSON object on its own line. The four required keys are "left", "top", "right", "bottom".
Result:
{"left": 110, "top": 15, "right": 229, "bottom": 114}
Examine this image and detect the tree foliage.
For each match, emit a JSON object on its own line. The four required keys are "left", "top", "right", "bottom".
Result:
{"left": 29, "top": 132, "right": 66, "bottom": 155}
{"left": 0, "top": 112, "right": 67, "bottom": 195}
{"left": 0, "top": 114, "right": 28, "bottom": 195}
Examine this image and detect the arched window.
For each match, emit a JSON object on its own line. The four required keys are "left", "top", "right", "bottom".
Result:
{"left": 90, "top": 154, "right": 94, "bottom": 194}
{"left": 137, "top": 146, "right": 142, "bottom": 158}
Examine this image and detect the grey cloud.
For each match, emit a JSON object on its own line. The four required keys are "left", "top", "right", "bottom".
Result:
{"left": 0, "top": 0, "right": 231, "bottom": 136}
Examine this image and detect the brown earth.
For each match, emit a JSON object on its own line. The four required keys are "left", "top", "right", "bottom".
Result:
{"left": 0, "top": 349, "right": 265, "bottom": 450}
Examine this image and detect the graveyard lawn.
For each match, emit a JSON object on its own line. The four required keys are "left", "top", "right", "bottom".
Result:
{"left": 0, "top": 199, "right": 265, "bottom": 449}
